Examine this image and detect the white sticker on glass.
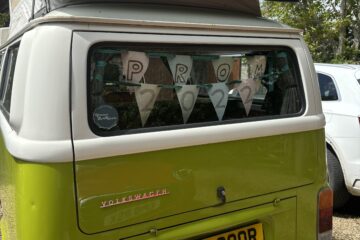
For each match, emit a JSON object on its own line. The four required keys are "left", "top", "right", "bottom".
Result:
{"left": 212, "top": 57, "right": 234, "bottom": 83}
{"left": 122, "top": 51, "right": 149, "bottom": 83}
{"left": 176, "top": 85, "right": 199, "bottom": 123}
{"left": 237, "top": 79, "right": 257, "bottom": 116}
{"left": 208, "top": 83, "right": 229, "bottom": 121}
{"left": 135, "top": 84, "right": 161, "bottom": 126}
{"left": 93, "top": 105, "right": 119, "bottom": 130}
{"left": 168, "top": 55, "right": 193, "bottom": 85}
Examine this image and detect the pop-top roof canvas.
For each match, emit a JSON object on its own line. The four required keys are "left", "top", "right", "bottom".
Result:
{"left": 46, "top": 0, "right": 260, "bottom": 14}
{"left": 9, "top": 0, "right": 44, "bottom": 37}
{"left": 8, "top": 0, "right": 261, "bottom": 38}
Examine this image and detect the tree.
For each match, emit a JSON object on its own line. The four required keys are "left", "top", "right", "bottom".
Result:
{"left": 262, "top": 0, "right": 360, "bottom": 63}
{"left": 0, "top": 13, "right": 9, "bottom": 27}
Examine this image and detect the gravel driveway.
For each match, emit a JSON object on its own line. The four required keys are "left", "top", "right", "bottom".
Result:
{"left": 333, "top": 196, "right": 360, "bottom": 240}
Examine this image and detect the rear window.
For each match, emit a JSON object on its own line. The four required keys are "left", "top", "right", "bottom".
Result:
{"left": 0, "top": 50, "right": 6, "bottom": 98}
{"left": 0, "top": 51, "right": 4, "bottom": 73}
{"left": 88, "top": 44, "right": 304, "bottom": 135}
{"left": 1, "top": 45, "right": 19, "bottom": 115}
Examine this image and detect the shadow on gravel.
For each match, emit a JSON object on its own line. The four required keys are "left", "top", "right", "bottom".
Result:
{"left": 334, "top": 196, "right": 360, "bottom": 217}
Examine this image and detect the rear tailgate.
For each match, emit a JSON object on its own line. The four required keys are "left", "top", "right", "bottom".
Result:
{"left": 70, "top": 30, "right": 324, "bottom": 239}
{"left": 75, "top": 130, "right": 319, "bottom": 235}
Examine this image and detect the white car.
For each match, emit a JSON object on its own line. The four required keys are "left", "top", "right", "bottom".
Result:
{"left": 315, "top": 63, "right": 360, "bottom": 208}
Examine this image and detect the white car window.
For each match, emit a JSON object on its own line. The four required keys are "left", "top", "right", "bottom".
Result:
{"left": 317, "top": 73, "right": 338, "bottom": 101}
{"left": 355, "top": 70, "right": 360, "bottom": 85}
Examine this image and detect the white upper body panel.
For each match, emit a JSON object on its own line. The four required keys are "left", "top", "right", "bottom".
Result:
{"left": 0, "top": 5, "right": 323, "bottom": 163}
{"left": 71, "top": 31, "right": 323, "bottom": 161}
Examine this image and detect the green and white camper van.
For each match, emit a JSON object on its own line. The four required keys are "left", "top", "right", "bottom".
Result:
{"left": 0, "top": 0, "right": 331, "bottom": 239}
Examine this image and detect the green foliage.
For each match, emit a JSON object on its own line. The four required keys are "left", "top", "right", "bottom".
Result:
{"left": 0, "top": 13, "right": 9, "bottom": 28}
{"left": 262, "top": 0, "right": 360, "bottom": 64}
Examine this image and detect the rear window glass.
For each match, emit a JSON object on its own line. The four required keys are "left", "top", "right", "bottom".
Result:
{"left": 88, "top": 44, "right": 304, "bottom": 135}
{"left": 317, "top": 73, "right": 339, "bottom": 101}
{"left": 2, "top": 45, "right": 19, "bottom": 113}
{"left": 0, "top": 51, "right": 4, "bottom": 73}
{"left": 0, "top": 51, "right": 6, "bottom": 98}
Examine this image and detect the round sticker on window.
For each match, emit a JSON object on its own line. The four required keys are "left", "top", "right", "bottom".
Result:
{"left": 93, "top": 105, "right": 119, "bottom": 130}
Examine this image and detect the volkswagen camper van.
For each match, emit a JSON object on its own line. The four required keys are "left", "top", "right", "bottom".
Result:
{"left": 0, "top": 0, "right": 331, "bottom": 239}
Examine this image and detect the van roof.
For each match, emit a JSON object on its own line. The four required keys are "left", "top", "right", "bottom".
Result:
{"left": 45, "top": 0, "right": 262, "bottom": 16}
{"left": 44, "top": 4, "right": 300, "bottom": 32}
{"left": 3, "top": 3, "right": 301, "bottom": 48}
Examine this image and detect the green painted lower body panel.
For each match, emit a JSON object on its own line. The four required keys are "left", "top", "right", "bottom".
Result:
{"left": 75, "top": 130, "right": 326, "bottom": 236}
{"left": 0, "top": 130, "right": 327, "bottom": 240}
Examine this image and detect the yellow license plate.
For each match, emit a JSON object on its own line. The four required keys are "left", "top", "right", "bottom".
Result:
{"left": 204, "top": 223, "right": 264, "bottom": 240}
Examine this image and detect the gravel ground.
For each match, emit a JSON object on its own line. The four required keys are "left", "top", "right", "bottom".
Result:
{"left": 333, "top": 196, "right": 360, "bottom": 240}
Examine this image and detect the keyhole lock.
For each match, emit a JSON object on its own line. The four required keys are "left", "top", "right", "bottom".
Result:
{"left": 217, "top": 186, "right": 226, "bottom": 205}
{"left": 149, "top": 227, "right": 158, "bottom": 236}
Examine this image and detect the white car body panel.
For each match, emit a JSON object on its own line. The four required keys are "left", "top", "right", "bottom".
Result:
{"left": 315, "top": 63, "right": 360, "bottom": 195}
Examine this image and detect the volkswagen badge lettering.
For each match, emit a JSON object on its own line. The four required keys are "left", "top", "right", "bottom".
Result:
{"left": 100, "top": 188, "right": 170, "bottom": 209}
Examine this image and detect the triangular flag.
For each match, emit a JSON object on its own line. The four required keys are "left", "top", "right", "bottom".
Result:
{"left": 122, "top": 51, "right": 149, "bottom": 83}
{"left": 135, "top": 84, "right": 160, "bottom": 126}
{"left": 168, "top": 55, "right": 193, "bottom": 85}
{"left": 247, "top": 55, "right": 267, "bottom": 80}
{"left": 176, "top": 85, "right": 199, "bottom": 123}
{"left": 212, "top": 57, "right": 234, "bottom": 83}
{"left": 208, "top": 83, "right": 229, "bottom": 121}
{"left": 237, "top": 79, "right": 257, "bottom": 116}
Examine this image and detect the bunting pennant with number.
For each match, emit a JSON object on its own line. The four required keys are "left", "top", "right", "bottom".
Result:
{"left": 212, "top": 57, "right": 234, "bottom": 83}
{"left": 122, "top": 51, "right": 149, "bottom": 84}
{"left": 208, "top": 83, "right": 229, "bottom": 121}
{"left": 237, "top": 79, "right": 257, "bottom": 116}
{"left": 168, "top": 55, "right": 193, "bottom": 85}
{"left": 176, "top": 85, "right": 199, "bottom": 123}
{"left": 135, "top": 84, "right": 161, "bottom": 126}
{"left": 247, "top": 55, "right": 266, "bottom": 92}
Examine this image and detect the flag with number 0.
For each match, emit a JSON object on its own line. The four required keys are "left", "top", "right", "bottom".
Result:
{"left": 176, "top": 85, "right": 199, "bottom": 123}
